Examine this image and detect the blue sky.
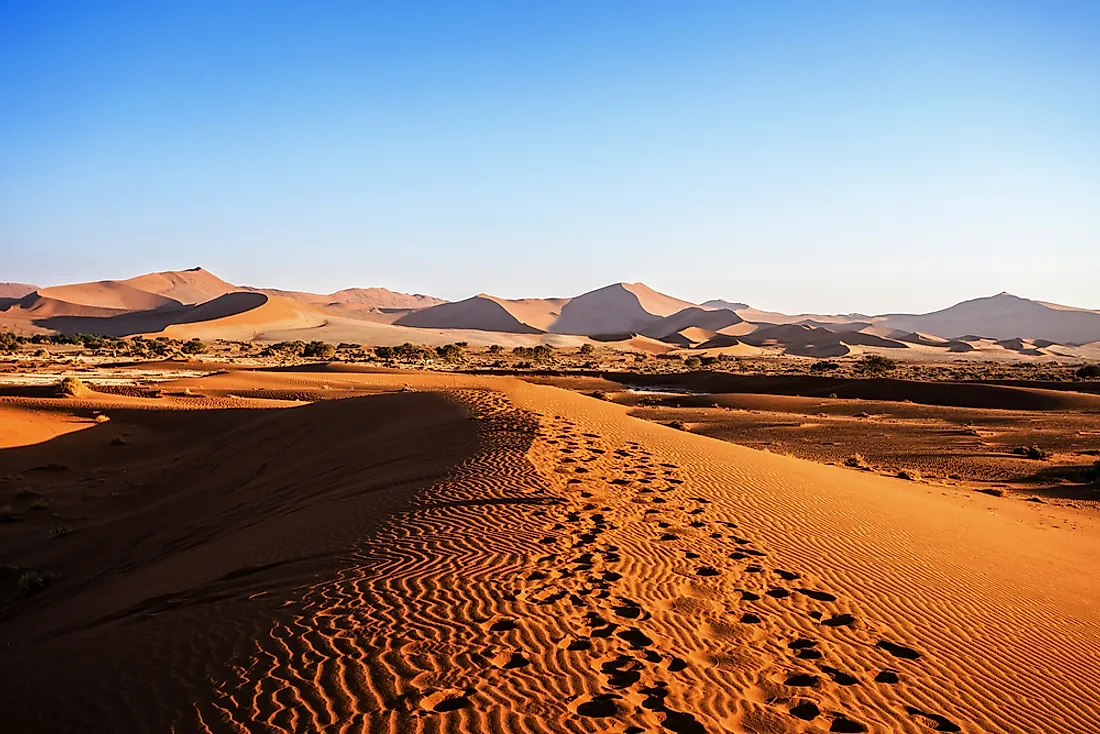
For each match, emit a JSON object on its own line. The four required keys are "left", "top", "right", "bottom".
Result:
{"left": 1, "top": 1, "right": 1097, "bottom": 313}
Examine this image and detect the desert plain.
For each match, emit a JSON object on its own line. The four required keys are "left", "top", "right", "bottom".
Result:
{"left": 2, "top": 269, "right": 1099, "bottom": 733}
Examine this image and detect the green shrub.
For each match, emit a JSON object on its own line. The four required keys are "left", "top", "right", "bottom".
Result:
{"left": 302, "top": 341, "right": 336, "bottom": 359}
{"left": 858, "top": 355, "right": 896, "bottom": 375}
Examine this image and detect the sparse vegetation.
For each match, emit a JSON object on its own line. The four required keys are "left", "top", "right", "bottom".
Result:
{"left": 896, "top": 468, "right": 921, "bottom": 481}
{"left": 810, "top": 360, "right": 840, "bottom": 372}
{"left": 844, "top": 453, "right": 870, "bottom": 469}
{"left": 302, "top": 340, "right": 336, "bottom": 359}
{"left": 578, "top": 343, "right": 594, "bottom": 356}
{"left": 857, "top": 355, "right": 897, "bottom": 375}
{"left": 180, "top": 338, "right": 206, "bottom": 355}
{"left": 684, "top": 356, "right": 702, "bottom": 369}
{"left": 55, "top": 376, "right": 88, "bottom": 397}
{"left": 1013, "top": 445, "right": 1050, "bottom": 461}
{"left": 1077, "top": 364, "right": 1100, "bottom": 379}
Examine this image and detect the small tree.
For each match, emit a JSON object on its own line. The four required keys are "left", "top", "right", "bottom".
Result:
{"left": 1077, "top": 364, "right": 1100, "bottom": 379}
{"left": 436, "top": 343, "right": 464, "bottom": 362}
{"left": 532, "top": 344, "right": 555, "bottom": 364}
{"left": 302, "top": 341, "right": 336, "bottom": 359}
{"left": 578, "top": 343, "right": 595, "bottom": 356}
{"left": 181, "top": 338, "right": 206, "bottom": 355}
{"left": 487, "top": 344, "right": 503, "bottom": 354}
{"left": 858, "top": 355, "right": 896, "bottom": 375}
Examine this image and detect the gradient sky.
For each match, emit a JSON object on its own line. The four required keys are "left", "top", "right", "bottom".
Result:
{"left": 1, "top": 1, "right": 1097, "bottom": 314}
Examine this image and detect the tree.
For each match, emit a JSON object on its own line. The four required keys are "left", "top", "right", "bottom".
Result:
{"left": 436, "top": 343, "right": 464, "bottom": 362}
{"left": 181, "top": 338, "right": 206, "bottom": 355}
{"left": 578, "top": 343, "right": 595, "bottom": 356}
{"left": 858, "top": 355, "right": 896, "bottom": 375}
{"left": 302, "top": 341, "right": 336, "bottom": 359}
{"left": 487, "top": 344, "right": 503, "bottom": 354}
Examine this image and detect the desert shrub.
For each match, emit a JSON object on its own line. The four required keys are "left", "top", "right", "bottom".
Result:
{"left": 656, "top": 353, "right": 682, "bottom": 361}
{"left": 17, "top": 569, "right": 58, "bottom": 597}
{"left": 372, "top": 345, "right": 394, "bottom": 360}
{"left": 1077, "top": 364, "right": 1100, "bottom": 379}
{"left": 578, "top": 343, "right": 595, "bottom": 356}
{"left": 844, "top": 453, "right": 869, "bottom": 468}
{"left": 531, "top": 344, "right": 555, "bottom": 363}
{"left": 810, "top": 360, "right": 840, "bottom": 372}
{"left": 896, "top": 468, "right": 921, "bottom": 481}
{"left": 1012, "top": 445, "right": 1050, "bottom": 461}
{"left": 180, "top": 338, "right": 206, "bottom": 355}
{"left": 336, "top": 342, "right": 360, "bottom": 351}
{"left": 487, "top": 344, "right": 503, "bottom": 354}
{"left": 55, "top": 376, "right": 87, "bottom": 397}
{"left": 301, "top": 341, "right": 336, "bottom": 359}
{"left": 0, "top": 332, "right": 22, "bottom": 352}
{"left": 435, "top": 343, "right": 465, "bottom": 362}
{"left": 699, "top": 355, "right": 718, "bottom": 367}
{"left": 272, "top": 340, "right": 306, "bottom": 356}
{"left": 33, "top": 348, "right": 49, "bottom": 357}
{"left": 667, "top": 420, "right": 687, "bottom": 431}
{"left": 857, "top": 355, "right": 896, "bottom": 375}
{"left": 684, "top": 357, "right": 702, "bottom": 369}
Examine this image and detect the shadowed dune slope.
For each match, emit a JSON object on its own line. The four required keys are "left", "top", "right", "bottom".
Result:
{"left": 0, "top": 282, "right": 37, "bottom": 299}
{"left": 0, "top": 392, "right": 482, "bottom": 732}
{"left": 641, "top": 306, "right": 744, "bottom": 340}
{"left": 882, "top": 292, "right": 1100, "bottom": 344}
{"left": 551, "top": 282, "right": 695, "bottom": 335}
{"left": 396, "top": 294, "right": 564, "bottom": 334}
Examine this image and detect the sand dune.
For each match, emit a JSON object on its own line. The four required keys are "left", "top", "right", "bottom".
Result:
{"left": 552, "top": 282, "right": 695, "bottom": 336}
{"left": 248, "top": 286, "right": 445, "bottom": 310}
{"left": 396, "top": 294, "right": 566, "bottom": 334}
{"left": 2, "top": 370, "right": 1098, "bottom": 732}
{"left": 123, "top": 267, "right": 238, "bottom": 305}
{"left": 882, "top": 292, "right": 1100, "bottom": 344}
{"left": 0, "top": 282, "right": 37, "bottom": 299}
{"left": 34, "top": 282, "right": 181, "bottom": 312}
{"left": 641, "top": 306, "right": 744, "bottom": 341}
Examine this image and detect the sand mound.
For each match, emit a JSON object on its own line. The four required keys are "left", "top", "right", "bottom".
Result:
{"left": 159, "top": 293, "right": 328, "bottom": 340}
{"left": 0, "top": 282, "right": 37, "bottom": 299}
{"left": 249, "top": 286, "right": 445, "bottom": 310}
{"left": 396, "top": 294, "right": 565, "bottom": 334}
{"left": 882, "top": 292, "right": 1100, "bottom": 344}
{"left": 551, "top": 282, "right": 695, "bottom": 336}
{"left": 122, "top": 267, "right": 238, "bottom": 305}
{"left": 35, "top": 281, "right": 182, "bottom": 312}
{"left": 641, "top": 306, "right": 743, "bottom": 340}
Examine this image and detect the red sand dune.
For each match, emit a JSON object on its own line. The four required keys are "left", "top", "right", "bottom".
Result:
{"left": 1, "top": 371, "right": 1098, "bottom": 732}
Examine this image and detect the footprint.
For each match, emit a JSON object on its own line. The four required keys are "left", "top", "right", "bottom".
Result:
{"left": 905, "top": 706, "right": 961, "bottom": 732}
{"left": 420, "top": 688, "right": 471, "bottom": 712}
{"left": 695, "top": 566, "right": 720, "bottom": 577}
{"left": 570, "top": 693, "right": 624, "bottom": 718}
{"left": 481, "top": 617, "right": 518, "bottom": 632}
{"left": 797, "top": 588, "right": 838, "bottom": 602}
{"left": 877, "top": 640, "right": 921, "bottom": 660}
{"left": 830, "top": 715, "right": 868, "bottom": 733}
{"left": 819, "top": 665, "right": 859, "bottom": 686}
{"left": 821, "top": 613, "right": 856, "bottom": 627}
{"left": 617, "top": 627, "right": 654, "bottom": 648}
{"left": 790, "top": 700, "right": 820, "bottom": 721}
{"left": 784, "top": 673, "right": 819, "bottom": 687}
{"left": 874, "top": 670, "right": 899, "bottom": 684}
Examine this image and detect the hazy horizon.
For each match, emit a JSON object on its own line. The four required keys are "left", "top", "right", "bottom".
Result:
{"left": 3, "top": 1, "right": 1098, "bottom": 313}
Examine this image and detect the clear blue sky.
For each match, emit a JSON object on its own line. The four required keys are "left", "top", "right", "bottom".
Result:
{"left": 1, "top": 1, "right": 1097, "bottom": 313}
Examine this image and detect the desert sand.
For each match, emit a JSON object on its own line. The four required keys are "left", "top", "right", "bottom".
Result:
{"left": 2, "top": 366, "right": 1098, "bottom": 733}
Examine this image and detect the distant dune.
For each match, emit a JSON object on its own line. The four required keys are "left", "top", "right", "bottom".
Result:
{"left": 0, "top": 282, "right": 37, "bottom": 299}
{"left": 881, "top": 292, "right": 1100, "bottom": 344}
{"left": 122, "top": 267, "right": 237, "bottom": 305}
{"left": 3, "top": 268, "right": 1100, "bottom": 359}
{"left": 551, "top": 282, "right": 694, "bottom": 335}
{"left": 396, "top": 294, "right": 566, "bottom": 334}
